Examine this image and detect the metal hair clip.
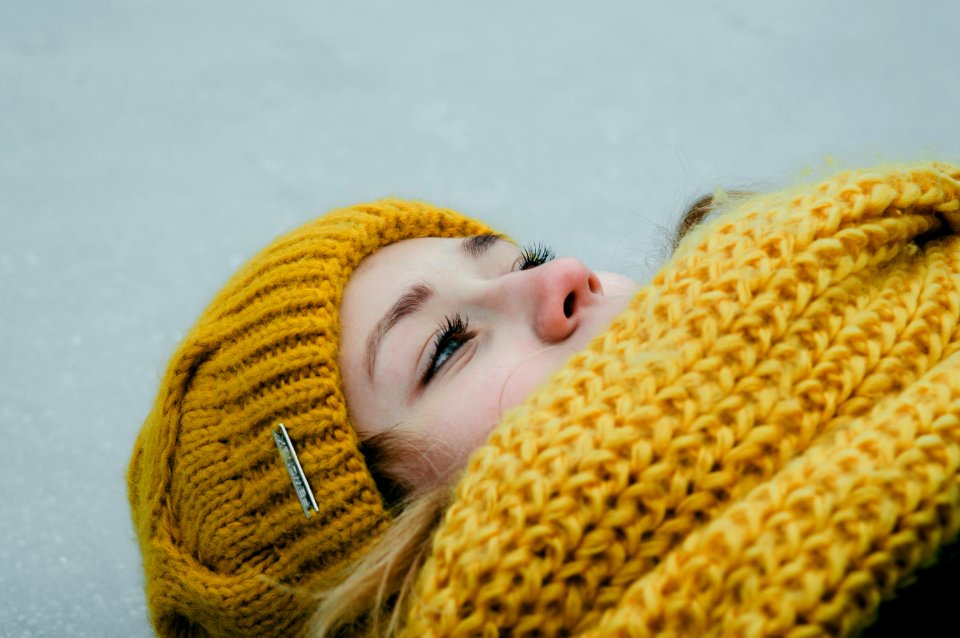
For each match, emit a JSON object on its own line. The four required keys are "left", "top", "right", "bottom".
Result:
{"left": 272, "top": 423, "right": 320, "bottom": 518}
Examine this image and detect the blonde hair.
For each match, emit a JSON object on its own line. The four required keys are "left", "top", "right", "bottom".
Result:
{"left": 308, "top": 430, "right": 455, "bottom": 638}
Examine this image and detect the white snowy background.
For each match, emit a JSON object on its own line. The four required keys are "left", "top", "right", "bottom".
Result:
{"left": 1, "top": 1, "right": 957, "bottom": 636}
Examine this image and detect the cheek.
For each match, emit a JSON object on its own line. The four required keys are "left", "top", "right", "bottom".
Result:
{"left": 496, "top": 346, "right": 575, "bottom": 414}
{"left": 407, "top": 346, "right": 575, "bottom": 489}
{"left": 407, "top": 376, "right": 504, "bottom": 486}
{"left": 433, "top": 375, "right": 505, "bottom": 447}
{"left": 420, "top": 348, "right": 565, "bottom": 452}
{"left": 596, "top": 270, "right": 636, "bottom": 296}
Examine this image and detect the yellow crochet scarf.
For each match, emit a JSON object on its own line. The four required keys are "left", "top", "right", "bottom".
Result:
{"left": 399, "top": 163, "right": 960, "bottom": 637}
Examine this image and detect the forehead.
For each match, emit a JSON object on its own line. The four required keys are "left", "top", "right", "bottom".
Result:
{"left": 340, "top": 237, "right": 455, "bottom": 335}
{"left": 347, "top": 236, "right": 453, "bottom": 295}
{"left": 361, "top": 236, "right": 454, "bottom": 270}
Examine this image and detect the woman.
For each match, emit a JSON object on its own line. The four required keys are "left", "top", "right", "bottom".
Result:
{"left": 129, "top": 163, "right": 960, "bottom": 638}
{"left": 128, "top": 198, "right": 646, "bottom": 637}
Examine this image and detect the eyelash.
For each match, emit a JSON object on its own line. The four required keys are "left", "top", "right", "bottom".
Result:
{"left": 516, "top": 242, "right": 556, "bottom": 270}
{"left": 423, "top": 313, "right": 471, "bottom": 384}
{"left": 422, "top": 241, "right": 556, "bottom": 384}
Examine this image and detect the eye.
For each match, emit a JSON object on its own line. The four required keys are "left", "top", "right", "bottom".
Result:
{"left": 515, "top": 242, "right": 556, "bottom": 271}
{"left": 422, "top": 314, "right": 472, "bottom": 384}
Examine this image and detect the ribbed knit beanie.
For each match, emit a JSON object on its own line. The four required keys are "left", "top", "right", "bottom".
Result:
{"left": 128, "top": 200, "right": 492, "bottom": 637}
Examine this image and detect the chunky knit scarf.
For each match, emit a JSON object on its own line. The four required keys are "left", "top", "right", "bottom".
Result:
{"left": 399, "top": 163, "right": 960, "bottom": 637}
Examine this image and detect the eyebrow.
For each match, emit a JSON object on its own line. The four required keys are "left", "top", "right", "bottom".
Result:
{"left": 461, "top": 233, "right": 503, "bottom": 258}
{"left": 365, "top": 282, "right": 436, "bottom": 380}
{"left": 364, "top": 234, "right": 504, "bottom": 382}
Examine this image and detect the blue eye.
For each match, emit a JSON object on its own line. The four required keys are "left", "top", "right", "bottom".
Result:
{"left": 423, "top": 314, "right": 471, "bottom": 383}
{"left": 433, "top": 338, "right": 462, "bottom": 370}
{"left": 516, "top": 242, "right": 556, "bottom": 270}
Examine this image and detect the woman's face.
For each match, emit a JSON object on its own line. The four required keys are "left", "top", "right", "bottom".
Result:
{"left": 339, "top": 234, "right": 634, "bottom": 489}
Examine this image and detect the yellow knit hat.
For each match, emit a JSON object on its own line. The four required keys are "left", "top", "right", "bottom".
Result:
{"left": 128, "top": 199, "right": 492, "bottom": 637}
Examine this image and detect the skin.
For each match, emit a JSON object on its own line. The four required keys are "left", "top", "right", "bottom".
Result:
{"left": 339, "top": 235, "right": 635, "bottom": 490}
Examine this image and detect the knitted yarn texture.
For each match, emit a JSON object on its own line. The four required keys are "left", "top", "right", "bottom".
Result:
{"left": 128, "top": 200, "right": 491, "bottom": 637}
{"left": 401, "top": 163, "right": 960, "bottom": 637}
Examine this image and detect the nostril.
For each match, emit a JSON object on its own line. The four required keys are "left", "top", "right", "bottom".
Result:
{"left": 563, "top": 292, "right": 575, "bottom": 318}
{"left": 588, "top": 273, "right": 602, "bottom": 294}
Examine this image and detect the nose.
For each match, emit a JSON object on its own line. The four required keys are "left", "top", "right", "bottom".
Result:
{"left": 524, "top": 257, "right": 603, "bottom": 343}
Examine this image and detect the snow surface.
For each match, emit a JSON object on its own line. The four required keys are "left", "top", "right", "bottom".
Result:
{"left": 0, "top": 1, "right": 957, "bottom": 635}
